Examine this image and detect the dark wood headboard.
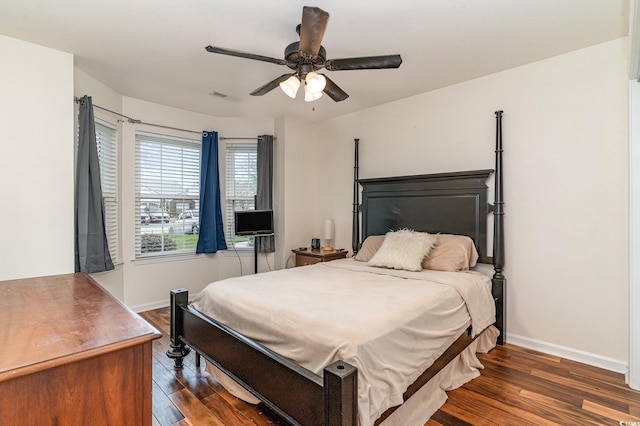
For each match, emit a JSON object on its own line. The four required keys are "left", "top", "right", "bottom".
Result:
{"left": 359, "top": 170, "right": 493, "bottom": 263}
{"left": 351, "top": 111, "right": 506, "bottom": 344}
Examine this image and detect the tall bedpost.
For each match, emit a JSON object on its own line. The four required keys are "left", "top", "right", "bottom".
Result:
{"left": 166, "top": 288, "right": 191, "bottom": 369}
{"left": 492, "top": 110, "right": 506, "bottom": 345}
{"left": 352, "top": 138, "right": 361, "bottom": 255}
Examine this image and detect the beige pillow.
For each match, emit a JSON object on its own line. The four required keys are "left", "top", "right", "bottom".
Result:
{"left": 368, "top": 229, "right": 438, "bottom": 272}
{"left": 354, "top": 235, "right": 385, "bottom": 262}
{"left": 422, "top": 234, "right": 479, "bottom": 272}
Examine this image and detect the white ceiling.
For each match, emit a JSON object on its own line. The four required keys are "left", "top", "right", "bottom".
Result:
{"left": 0, "top": 0, "right": 629, "bottom": 122}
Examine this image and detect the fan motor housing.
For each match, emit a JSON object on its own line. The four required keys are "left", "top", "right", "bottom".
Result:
{"left": 284, "top": 42, "right": 326, "bottom": 72}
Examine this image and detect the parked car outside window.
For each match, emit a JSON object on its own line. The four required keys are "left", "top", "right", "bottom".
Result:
{"left": 169, "top": 210, "right": 199, "bottom": 235}
{"left": 141, "top": 206, "right": 169, "bottom": 224}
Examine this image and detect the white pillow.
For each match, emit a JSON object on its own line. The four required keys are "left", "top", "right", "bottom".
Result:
{"left": 368, "top": 229, "right": 438, "bottom": 272}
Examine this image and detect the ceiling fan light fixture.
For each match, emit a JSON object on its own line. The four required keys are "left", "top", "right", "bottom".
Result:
{"left": 304, "top": 85, "right": 323, "bottom": 102}
{"left": 279, "top": 75, "right": 300, "bottom": 98}
{"left": 205, "top": 6, "right": 402, "bottom": 102}
{"left": 305, "top": 72, "right": 326, "bottom": 94}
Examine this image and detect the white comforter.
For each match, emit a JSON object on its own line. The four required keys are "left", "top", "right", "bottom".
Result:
{"left": 193, "top": 258, "right": 496, "bottom": 425}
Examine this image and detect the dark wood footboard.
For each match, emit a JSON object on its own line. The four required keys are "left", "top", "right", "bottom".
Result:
{"left": 166, "top": 288, "right": 357, "bottom": 426}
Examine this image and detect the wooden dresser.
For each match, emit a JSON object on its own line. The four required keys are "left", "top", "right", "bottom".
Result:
{"left": 0, "top": 273, "right": 161, "bottom": 425}
{"left": 292, "top": 248, "right": 348, "bottom": 266}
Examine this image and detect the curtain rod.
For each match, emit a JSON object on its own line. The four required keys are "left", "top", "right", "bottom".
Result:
{"left": 221, "top": 137, "right": 275, "bottom": 141}
{"left": 74, "top": 97, "right": 275, "bottom": 140}
{"left": 74, "top": 96, "right": 201, "bottom": 135}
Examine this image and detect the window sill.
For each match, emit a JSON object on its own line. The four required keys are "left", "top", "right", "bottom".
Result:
{"left": 132, "top": 251, "right": 201, "bottom": 265}
{"left": 132, "top": 248, "right": 255, "bottom": 264}
{"left": 222, "top": 248, "right": 253, "bottom": 257}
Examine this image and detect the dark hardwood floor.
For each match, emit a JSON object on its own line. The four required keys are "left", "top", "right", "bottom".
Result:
{"left": 140, "top": 307, "right": 640, "bottom": 425}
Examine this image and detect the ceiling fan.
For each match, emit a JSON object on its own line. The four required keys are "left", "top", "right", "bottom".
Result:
{"left": 205, "top": 6, "right": 403, "bottom": 102}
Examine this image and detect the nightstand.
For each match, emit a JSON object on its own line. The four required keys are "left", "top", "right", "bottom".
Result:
{"left": 292, "top": 248, "right": 348, "bottom": 267}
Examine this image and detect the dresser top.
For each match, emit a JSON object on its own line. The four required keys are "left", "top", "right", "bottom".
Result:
{"left": 0, "top": 273, "right": 160, "bottom": 380}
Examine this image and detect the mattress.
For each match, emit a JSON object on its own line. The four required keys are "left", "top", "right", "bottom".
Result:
{"left": 192, "top": 258, "right": 496, "bottom": 425}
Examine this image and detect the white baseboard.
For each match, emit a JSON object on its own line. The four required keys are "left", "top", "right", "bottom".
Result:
{"left": 131, "top": 292, "right": 200, "bottom": 313}
{"left": 507, "top": 333, "right": 628, "bottom": 375}
{"left": 131, "top": 299, "right": 169, "bottom": 313}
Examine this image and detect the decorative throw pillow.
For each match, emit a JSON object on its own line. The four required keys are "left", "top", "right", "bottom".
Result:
{"left": 354, "top": 235, "right": 385, "bottom": 262}
{"left": 368, "top": 229, "right": 438, "bottom": 272}
{"left": 422, "top": 234, "right": 479, "bottom": 271}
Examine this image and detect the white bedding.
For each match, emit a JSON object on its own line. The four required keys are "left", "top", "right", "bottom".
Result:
{"left": 193, "top": 258, "right": 496, "bottom": 425}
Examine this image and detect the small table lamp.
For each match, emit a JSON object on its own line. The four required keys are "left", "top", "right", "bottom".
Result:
{"left": 322, "top": 219, "right": 335, "bottom": 251}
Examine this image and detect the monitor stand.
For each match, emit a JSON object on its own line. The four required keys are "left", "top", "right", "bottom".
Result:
{"left": 253, "top": 233, "right": 274, "bottom": 274}
{"left": 254, "top": 235, "right": 259, "bottom": 274}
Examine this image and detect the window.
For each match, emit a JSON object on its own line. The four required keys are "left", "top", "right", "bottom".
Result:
{"left": 135, "top": 132, "right": 200, "bottom": 257}
{"left": 225, "top": 143, "right": 257, "bottom": 249}
{"left": 95, "top": 120, "right": 119, "bottom": 264}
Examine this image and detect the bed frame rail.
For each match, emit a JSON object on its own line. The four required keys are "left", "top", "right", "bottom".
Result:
{"left": 166, "top": 289, "right": 357, "bottom": 426}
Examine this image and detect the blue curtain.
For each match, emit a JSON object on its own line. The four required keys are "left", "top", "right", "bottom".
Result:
{"left": 196, "top": 131, "right": 227, "bottom": 253}
{"left": 75, "top": 95, "right": 114, "bottom": 273}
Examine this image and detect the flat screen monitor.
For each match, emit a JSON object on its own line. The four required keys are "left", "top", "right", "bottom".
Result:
{"left": 234, "top": 209, "right": 274, "bottom": 236}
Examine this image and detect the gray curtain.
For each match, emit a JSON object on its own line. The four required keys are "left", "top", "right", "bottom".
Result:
{"left": 75, "top": 95, "right": 114, "bottom": 273}
{"left": 256, "top": 135, "right": 275, "bottom": 253}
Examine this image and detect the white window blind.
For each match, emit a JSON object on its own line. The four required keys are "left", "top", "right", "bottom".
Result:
{"left": 95, "top": 120, "right": 119, "bottom": 264}
{"left": 135, "top": 132, "right": 200, "bottom": 257}
{"left": 225, "top": 143, "right": 257, "bottom": 249}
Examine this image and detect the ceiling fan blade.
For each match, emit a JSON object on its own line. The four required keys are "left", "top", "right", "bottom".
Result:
{"left": 299, "top": 6, "right": 329, "bottom": 56}
{"left": 325, "top": 54, "right": 403, "bottom": 71}
{"left": 321, "top": 74, "right": 349, "bottom": 102}
{"left": 250, "top": 73, "right": 295, "bottom": 96}
{"left": 205, "top": 46, "right": 287, "bottom": 66}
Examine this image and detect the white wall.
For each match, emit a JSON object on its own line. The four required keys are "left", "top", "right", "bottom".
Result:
{"left": 275, "top": 115, "right": 321, "bottom": 269}
{"left": 316, "top": 38, "right": 629, "bottom": 371}
{"left": 630, "top": 80, "right": 640, "bottom": 388}
{"left": 0, "top": 35, "right": 74, "bottom": 280}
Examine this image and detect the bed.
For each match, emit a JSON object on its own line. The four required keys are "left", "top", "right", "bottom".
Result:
{"left": 167, "top": 111, "right": 506, "bottom": 425}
